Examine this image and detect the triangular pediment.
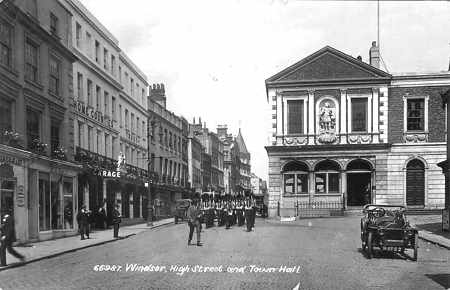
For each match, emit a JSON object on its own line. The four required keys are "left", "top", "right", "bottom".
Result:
{"left": 266, "top": 46, "right": 391, "bottom": 84}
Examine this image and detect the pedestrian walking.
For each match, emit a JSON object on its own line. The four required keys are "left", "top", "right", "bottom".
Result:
{"left": 76, "top": 205, "right": 90, "bottom": 240}
{"left": 112, "top": 204, "right": 121, "bottom": 238}
{"left": 0, "top": 213, "right": 25, "bottom": 266}
{"left": 187, "top": 199, "right": 202, "bottom": 246}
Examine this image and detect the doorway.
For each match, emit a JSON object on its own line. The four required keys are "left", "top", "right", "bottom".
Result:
{"left": 347, "top": 173, "right": 371, "bottom": 206}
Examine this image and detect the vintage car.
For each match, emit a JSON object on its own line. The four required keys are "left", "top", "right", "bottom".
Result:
{"left": 360, "top": 204, "right": 418, "bottom": 261}
{"left": 174, "top": 199, "right": 191, "bottom": 224}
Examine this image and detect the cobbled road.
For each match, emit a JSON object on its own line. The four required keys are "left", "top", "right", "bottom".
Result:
{"left": 0, "top": 216, "right": 449, "bottom": 290}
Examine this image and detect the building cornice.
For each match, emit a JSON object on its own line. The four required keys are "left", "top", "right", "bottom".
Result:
{"left": 265, "top": 143, "right": 392, "bottom": 153}
{"left": 62, "top": 0, "right": 120, "bottom": 51}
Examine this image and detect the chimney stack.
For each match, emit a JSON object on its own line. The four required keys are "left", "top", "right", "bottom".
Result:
{"left": 369, "top": 41, "right": 380, "bottom": 69}
{"left": 149, "top": 83, "right": 166, "bottom": 108}
{"left": 217, "top": 125, "right": 228, "bottom": 138}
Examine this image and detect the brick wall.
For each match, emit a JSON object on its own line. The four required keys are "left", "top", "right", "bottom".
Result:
{"left": 388, "top": 86, "right": 450, "bottom": 143}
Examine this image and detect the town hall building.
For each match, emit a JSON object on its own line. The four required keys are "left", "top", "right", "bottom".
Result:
{"left": 265, "top": 42, "right": 450, "bottom": 217}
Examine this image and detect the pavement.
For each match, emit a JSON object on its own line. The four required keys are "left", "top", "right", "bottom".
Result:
{"left": 0, "top": 218, "right": 174, "bottom": 271}
{"left": 408, "top": 215, "right": 450, "bottom": 250}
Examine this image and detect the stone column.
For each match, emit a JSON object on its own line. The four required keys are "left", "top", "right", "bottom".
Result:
{"left": 340, "top": 89, "right": 347, "bottom": 144}
{"left": 341, "top": 171, "right": 347, "bottom": 209}
{"left": 309, "top": 171, "right": 315, "bottom": 202}
{"left": 130, "top": 193, "right": 134, "bottom": 219}
{"left": 103, "top": 179, "right": 107, "bottom": 201}
{"left": 84, "top": 183, "right": 90, "bottom": 210}
{"left": 308, "top": 90, "right": 315, "bottom": 144}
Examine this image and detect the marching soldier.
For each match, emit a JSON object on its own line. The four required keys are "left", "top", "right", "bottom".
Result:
{"left": 237, "top": 200, "right": 244, "bottom": 226}
{"left": 251, "top": 198, "right": 257, "bottom": 230}
{"left": 225, "top": 202, "right": 233, "bottom": 229}
{"left": 244, "top": 198, "right": 253, "bottom": 232}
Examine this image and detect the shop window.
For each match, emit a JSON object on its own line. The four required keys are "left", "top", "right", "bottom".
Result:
{"left": 39, "top": 173, "right": 50, "bottom": 231}
{"left": 407, "top": 98, "right": 425, "bottom": 131}
{"left": 0, "top": 178, "right": 15, "bottom": 219}
{"left": 63, "top": 178, "right": 73, "bottom": 229}
{"left": 351, "top": 98, "right": 367, "bottom": 132}
{"left": 51, "top": 178, "right": 61, "bottom": 229}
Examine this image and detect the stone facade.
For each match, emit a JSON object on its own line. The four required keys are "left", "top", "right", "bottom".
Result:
{"left": 0, "top": 0, "right": 81, "bottom": 242}
{"left": 265, "top": 44, "right": 450, "bottom": 217}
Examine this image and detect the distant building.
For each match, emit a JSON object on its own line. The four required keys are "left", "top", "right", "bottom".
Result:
{"left": 251, "top": 173, "right": 267, "bottom": 206}
{"left": 187, "top": 122, "right": 204, "bottom": 195}
{"left": 192, "top": 119, "right": 224, "bottom": 194}
{"left": 61, "top": 0, "right": 149, "bottom": 225}
{"left": 236, "top": 129, "right": 251, "bottom": 194}
{"left": 265, "top": 42, "right": 450, "bottom": 217}
{"left": 217, "top": 125, "right": 241, "bottom": 195}
{"left": 148, "top": 84, "right": 190, "bottom": 218}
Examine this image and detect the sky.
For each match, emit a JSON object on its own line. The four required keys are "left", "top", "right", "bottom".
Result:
{"left": 79, "top": 0, "right": 449, "bottom": 180}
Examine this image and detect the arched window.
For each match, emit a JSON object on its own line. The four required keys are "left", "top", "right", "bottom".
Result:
{"left": 406, "top": 159, "right": 425, "bottom": 206}
{"left": 346, "top": 159, "right": 372, "bottom": 171}
{"left": 282, "top": 161, "right": 309, "bottom": 195}
{"left": 314, "top": 160, "right": 340, "bottom": 194}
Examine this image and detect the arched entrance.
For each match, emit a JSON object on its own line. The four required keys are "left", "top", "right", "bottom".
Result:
{"left": 346, "top": 159, "right": 372, "bottom": 207}
{"left": 406, "top": 159, "right": 425, "bottom": 207}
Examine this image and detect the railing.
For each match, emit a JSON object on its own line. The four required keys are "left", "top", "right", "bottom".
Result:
{"left": 294, "top": 199, "right": 344, "bottom": 218}
{"left": 75, "top": 146, "right": 117, "bottom": 171}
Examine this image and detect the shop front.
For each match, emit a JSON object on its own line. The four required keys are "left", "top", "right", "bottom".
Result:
{"left": 1, "top": 145, "right": 80, "bottom": 243}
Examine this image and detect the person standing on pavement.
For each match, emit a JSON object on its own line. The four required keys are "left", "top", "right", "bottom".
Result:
{"left": 76, "top": 205, "right": 90, "bottom": 240}
{"left": 112, "top": 204, "right": 121, "bottom": 238}
{"left": 0, "top": 212, "right": 25, "bottom": 266}
{"left": 187, "top": 199, "right": 202, "bottom": 246}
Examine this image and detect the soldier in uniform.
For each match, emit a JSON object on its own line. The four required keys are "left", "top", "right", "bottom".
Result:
{"left": 236, "top": 199, "right": 244, "bottom": 226}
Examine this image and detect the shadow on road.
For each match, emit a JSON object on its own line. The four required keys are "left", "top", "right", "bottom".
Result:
{"left": 425, "top": 273, "right": 450, "bottom": 289}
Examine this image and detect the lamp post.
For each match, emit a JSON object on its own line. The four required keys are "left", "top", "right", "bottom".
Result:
{"left": 145, "top": 177, "right": 153, "bottom": 227}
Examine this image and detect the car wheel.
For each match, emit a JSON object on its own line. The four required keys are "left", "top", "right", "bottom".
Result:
{"left": 367, "top": 231, "right": 374, "bottom": 259}
{"left": 413, "top": 234, "right": 418, "bottom": 261}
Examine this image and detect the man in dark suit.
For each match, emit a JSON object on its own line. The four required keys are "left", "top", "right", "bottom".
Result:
{"left": 0, "top": 213, "right": 25, "bottom": 266}
{"left": 187, "top": 200, "right": 202, "bottom": 246}
{"left": 76, "top": 205, "right": 90, "bottom": 240}
{"left": 112, "top": 204, "right": 121, "bottom": 238}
